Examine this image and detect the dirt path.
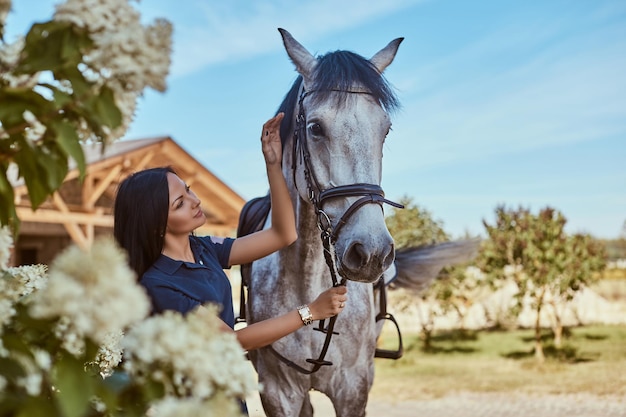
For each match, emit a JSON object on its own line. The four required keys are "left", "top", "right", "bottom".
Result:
{"left": 247, "top": 391, "right": 626, "bottom": 416}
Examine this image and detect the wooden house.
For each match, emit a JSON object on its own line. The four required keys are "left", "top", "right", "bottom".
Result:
{"left": 12, "top": 137, "right": 245, "bottom": 266}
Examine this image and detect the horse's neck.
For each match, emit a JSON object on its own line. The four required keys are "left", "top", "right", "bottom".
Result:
{"left": 279, "top": 152, "right": 328, "bottom": 284}
{"left": 292, "top": 188, "right": 325, "bottom": 260}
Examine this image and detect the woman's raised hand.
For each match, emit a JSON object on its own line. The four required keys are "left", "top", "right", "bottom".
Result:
{"left": 261, "top": 112, "right": 285, "bottom": 166}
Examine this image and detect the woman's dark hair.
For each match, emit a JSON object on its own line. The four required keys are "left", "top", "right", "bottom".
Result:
{"left": 114, "top": 166, "right": 175, "bottom": 279}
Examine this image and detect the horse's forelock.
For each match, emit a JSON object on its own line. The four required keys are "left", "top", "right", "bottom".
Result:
{"left": 275, "top": 50, "right": 399, "bottom": 151}
{"left": 312, "top": 50, "right": 399, "bottom": 113}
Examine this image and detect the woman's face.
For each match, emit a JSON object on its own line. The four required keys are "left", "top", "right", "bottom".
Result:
{"left": 165, "top": 173, "right": 206, "bottom": 235}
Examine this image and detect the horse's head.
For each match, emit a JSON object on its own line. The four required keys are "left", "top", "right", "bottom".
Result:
{"left": 277, "top": 29, "right": 403, "bottom": 284}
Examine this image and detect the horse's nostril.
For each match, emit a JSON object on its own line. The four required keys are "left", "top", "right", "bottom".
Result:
{"left": 382, "top": 244, "right": 395, "bottom": 270}
{"left": 343, "top": 242, "right": 395, "bottom": 273}
{"left": 344, "top": 242, "right": 368, "bottom": 270}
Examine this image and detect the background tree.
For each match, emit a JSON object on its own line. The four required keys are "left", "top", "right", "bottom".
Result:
{"left": 476, "top": 205, "right": 606, "bottom": 362}
{"left": 385, "top": 196, "right": 448, "bottom": 348}
{"left": 385, "top": 196, "right": 449, "bottom": 248}
{"left": 549, "top": 233, "right": 606, "bottom": 345}
{"left": 385, "top": 196, "right": 480, "bottom": 348}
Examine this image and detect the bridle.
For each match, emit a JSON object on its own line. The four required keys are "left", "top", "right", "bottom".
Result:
{"left": 267, "top": 86, "right": 404, "bottom": 374}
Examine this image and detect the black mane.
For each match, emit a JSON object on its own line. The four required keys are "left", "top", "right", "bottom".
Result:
{"left": 276, "top": 49, "right": 400, "bottom": 149}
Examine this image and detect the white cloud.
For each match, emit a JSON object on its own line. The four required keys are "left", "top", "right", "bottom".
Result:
{"left": 161, "top": 0, "right": 426, "bottom": 78}
{"left": 385, "top": 17, "right": 626, "bottom": 174}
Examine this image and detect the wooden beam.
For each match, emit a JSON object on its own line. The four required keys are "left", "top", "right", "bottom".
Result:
{"left": 16, "top": 207, "right": 231, "bottom": 236}
{"left": 134, "top": 150, "right": 155, "bottom": 172}
{"left": 84, "top": 164, "right": 122, "bottom": 209}
{"left": 83, "top": 174, "right": 94, "bottom": 204}
{"left": 16, "top": 207, "right": 114, "bottom": 227}
{"left": 52, "top": 193, "right": 89, "bottom": 248}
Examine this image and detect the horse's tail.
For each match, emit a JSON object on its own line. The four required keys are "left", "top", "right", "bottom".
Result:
{"left": 385, "top": 238, "right": 481, "bottom": 292}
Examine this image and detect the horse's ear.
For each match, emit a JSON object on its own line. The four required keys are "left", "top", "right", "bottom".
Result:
{"left": 278, "top": 28, "right": 317, "bottom": 87}
{"left": 370, "top": 37, "right": 404, "bottom": 73}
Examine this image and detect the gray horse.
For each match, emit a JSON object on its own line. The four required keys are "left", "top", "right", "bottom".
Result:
{"left": 243, "top": 29, "right": 477, "bottom": 417}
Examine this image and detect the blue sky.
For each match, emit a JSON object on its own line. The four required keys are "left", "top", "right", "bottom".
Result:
{"left": 7, "top": 0, "right": 626, "bottom": 239}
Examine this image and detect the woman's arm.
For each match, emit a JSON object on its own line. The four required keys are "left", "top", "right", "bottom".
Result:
{"left": 229, "top": 112, "right": 297, "bottom": 266}
{"left": 234, "top": 285, "right": 347, "bottom": 351}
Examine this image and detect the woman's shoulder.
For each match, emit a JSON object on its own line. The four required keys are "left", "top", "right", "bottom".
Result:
{"left": 140, "top": 266, "right": 174, "bottom": 286}
{"left": 191, "top": 235, "right": 235, "bottom": 250}
{"left": 191, "top": 235, "right": 235, "bottom": 268}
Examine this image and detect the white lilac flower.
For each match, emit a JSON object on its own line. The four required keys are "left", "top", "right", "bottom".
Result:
{"left": 22, "top": 110, "right": 47, "bottom": 143}
{"left": 31, "top": 348, "right": 51, "bottom": 371}
{"left": 0, "top": 226, "right": 12, "bottom": 270}
{"left": 90, "top": 330, "right": 123, "bottom": 378}
{"left": 0, "top": 286, "right": 11, "bottom": 355}
{"left": 122, "top": 306, "right": 256, "bottom": 402}
{"left": 1, "top": 264, "right": 46, "bottom": 338}
{"left": 30, "top": 237, "right": 150, "bottom": 350}
{"left": 54, "top": 0, "right": 140, "bottom": 33}
{"left": 0, "top": 37, "right": 38, "bottom": 89}
{"left": 13, "top": 352, "right": 43, "bottom": 396}
{"left": 108, "top": 89, "right": 138, "bottom": 142}
{"left": 16, "top": 372, "right": 43, "bottom": 396}
{"left": 53, "top": 0, "right": 172, "bottom": 143}
{"left": 90, "top": 397, "right": 107, "bottom": 413}
{"left": 0, "top": 297, "right": 16, "bottom": 334}
{"left": 5, "top": 264, "right": 48, "bottom": 298}
{"left": 53, "top": 314, "right": 84, "bottom": 356}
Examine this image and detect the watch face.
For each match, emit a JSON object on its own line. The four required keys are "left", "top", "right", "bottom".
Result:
{"left": 298, "top": 305, "right": 313, "bottom": 325}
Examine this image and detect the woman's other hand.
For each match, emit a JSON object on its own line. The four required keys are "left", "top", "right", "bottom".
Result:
{"left": 308, "top": 285, "right": 348, "bottom": 321}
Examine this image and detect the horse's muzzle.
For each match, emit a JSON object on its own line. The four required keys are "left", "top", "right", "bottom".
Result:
{"left": 339, "top": 239, "right": 395, "bottom": 283}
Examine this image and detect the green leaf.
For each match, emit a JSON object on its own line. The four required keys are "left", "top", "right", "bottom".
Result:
{"left": 0, "top": 163, "right": 19, "bottom": 230}
{"left": 51, "top": 120, "right": 86, "bottom": 179}
{"left": 19, "top": 21, "right": 91, "bottom": 73}
{"left": 13, "top": 142, "right": 50, "bottom": 209}
{"left": 37, "top": 144, "right": 69, "bottom": 192}
{"left": 84, "top": 86, "right": 123, "bottom": 129}
{"left": 0, "top": 89, "right": 54, "bottom": 128}
{"left": 56, "top": 66, "right": 93, "bottom": 100}
{"left": 38, "top": 82, "right": 74, "bottom": 109}
{"left": 13, "top": 139, "right": 69, "bottom": 209}
{"left": 51, "top": 354, "right": 94, "bottom": 417}
{"left": 0, "top": 356, "right": 27, "bottom": 380}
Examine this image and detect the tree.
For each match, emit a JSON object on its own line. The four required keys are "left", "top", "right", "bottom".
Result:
{"left": 385, "top": 196, "right": 480, "bottom": 348}
{"left": 0, "top": 0, "right": 171, "bottom": 232}
{"left": 550, "top": 233, "right": 606, "bottom": 345}
{"left": 476, "top": 205, "right": 606, "bottom": 362}
{"left": 385, "top": 197, "right": 447, "bottom": 348}
{"left": 385, "top": 196, "right": 449, "bottom": 248}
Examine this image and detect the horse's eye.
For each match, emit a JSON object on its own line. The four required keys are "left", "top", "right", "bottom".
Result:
{"left": 308, "top": 123, "right": 323, "bottom": 137}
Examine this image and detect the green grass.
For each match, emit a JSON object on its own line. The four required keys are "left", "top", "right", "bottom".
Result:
{"left": 370, "top": 325, "right": 626, "bottom": 401}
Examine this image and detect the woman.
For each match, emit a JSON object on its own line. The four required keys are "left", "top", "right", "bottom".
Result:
{"left": 113, "top": 113, "right": 347, "bottom": 351}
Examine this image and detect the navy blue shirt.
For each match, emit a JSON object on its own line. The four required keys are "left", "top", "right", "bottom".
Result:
{"left": 140, "top": 235, "right": 236, "bottom": 328}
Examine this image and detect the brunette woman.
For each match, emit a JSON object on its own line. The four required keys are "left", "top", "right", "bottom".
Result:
{"left": 113, "top": 113, "right": 347, "bottom": 351}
